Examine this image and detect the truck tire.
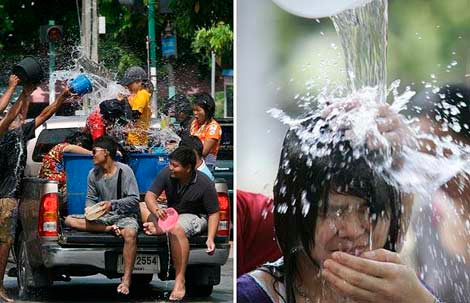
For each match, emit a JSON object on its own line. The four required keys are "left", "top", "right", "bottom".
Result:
{"left": 17, "top": 232, "right": 51, "bottom": 298}
{"left": 131, "top": 273, "right": 153, "bottom": 286}
{"left": 187, "top": 284, "right": 214, "bottom": 297}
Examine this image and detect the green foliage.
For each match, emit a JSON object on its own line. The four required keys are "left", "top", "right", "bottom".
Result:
{"left": 0, "top": 2, "right": 13, "bottom": 49}
{"left": 192, "top": 22, "right": 233, "bottom": 56}
{"left": 169, "top": 0, "right": 233, "bottom": 40}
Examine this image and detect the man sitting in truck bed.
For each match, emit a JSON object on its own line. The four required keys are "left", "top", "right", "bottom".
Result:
{"left": 143, "top": 146, "right": 220, "bottom": 301}
{"left": 64, "top": 136, "right": 140, "bottom": 295}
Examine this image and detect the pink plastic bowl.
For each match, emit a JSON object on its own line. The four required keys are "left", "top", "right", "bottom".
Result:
{"left": 158, "top": 207, "right": 179, "bottom": 232}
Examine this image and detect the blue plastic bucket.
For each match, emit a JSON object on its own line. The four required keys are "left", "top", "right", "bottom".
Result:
{"left": 69, "top": 74, "right": 93, "bottom": 96}
{"left": 128, "top": 152, "right": 169, "bottom": 193}
{"left": 63, "top": 153, "right": 94, "bottom": 214}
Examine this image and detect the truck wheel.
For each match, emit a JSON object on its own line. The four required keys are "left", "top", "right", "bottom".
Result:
{"left": 17, "top": 232, "right": 35, "bottom": 299}
{"left": 131, "top": 273, "right": 153, "bottom": 286}
{"left": 17, "top": 232, "right": 51, "bottom": 298}
{"left": 187, "top": 284, "right": 213, "bottom": 297}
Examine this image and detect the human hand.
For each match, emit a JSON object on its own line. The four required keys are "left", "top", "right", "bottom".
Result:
{"left": 99, "top": 201, "right": 112, "bottom": 213}
{"left": 143, "top": 222, "right": 157, "bottom": 235}
{"left": 321, "top": 249, "right": 435, "bottom": 303}
{"left": 8, "top": 75, "right": 20, "bottom": 88}
{"left": 62, "top": 86, "right": 72, "bottom": 98}
{"left": 154, "top": 207, "right": 168, "bottom": 220}
{"left": 206, "top": 238, "right": 215, "bottom": 255}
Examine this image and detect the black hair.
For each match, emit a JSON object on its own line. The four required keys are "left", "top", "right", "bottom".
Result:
{"left": 193, "top": 92, "right": 216, "bottom": 122}
{"left": 179, "top": 135, "right": 203, "bottom": 158}
{"left": 93, "top": 135, "right": 117, "bottom": 160}
{"left": 65, "top": 132, "right": 93, "bottom": 150}
{"left": 407, "top": 83, "right": 470, "bottom": 141}
{"left": 271, "top": 119, "right": 401, "bottom": 303}
{"left": 169, "top": 146, "right": 196, "bottom": 171}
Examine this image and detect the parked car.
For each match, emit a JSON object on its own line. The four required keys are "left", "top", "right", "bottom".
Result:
{"left": 14, "top": 116, "right": 231, "bottom": 298}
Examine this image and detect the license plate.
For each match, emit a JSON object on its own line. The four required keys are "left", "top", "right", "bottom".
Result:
{"left": 117, "top": 254, "right": 160, "bottom": 274}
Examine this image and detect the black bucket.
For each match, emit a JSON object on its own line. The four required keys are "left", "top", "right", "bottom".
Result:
{"left": 12, "top": 56, "right": 44, "bottom": 84}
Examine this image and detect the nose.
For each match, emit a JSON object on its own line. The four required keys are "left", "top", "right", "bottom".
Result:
{"left": 337, "top": 212, "right": 367, "bottom": 239}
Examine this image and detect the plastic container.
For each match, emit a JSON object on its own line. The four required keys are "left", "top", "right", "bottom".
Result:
{"left": 64, "top": 153, "right": 94, "bottom": 215}
{"left": 127, "top": 152, "right": 169, "bottom": 193}
{"left": 12, "top": 56, "right": 44, "bottom": 84}
{"left": 272, "top": 0, "right": 373, "bottom": 18}
{"left": 158, "top": 208, "right": 179, "bottom": 232}
{"left": 69, "top": 74, "right": 93, "bottom": 96}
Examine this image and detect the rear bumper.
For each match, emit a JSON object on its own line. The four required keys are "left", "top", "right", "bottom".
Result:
{"left": 40, "top": 242, "right": 230, "bottom": 271}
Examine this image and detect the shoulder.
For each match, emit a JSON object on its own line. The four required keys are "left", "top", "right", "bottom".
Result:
{"left": 196, "top": 171, "right": 214, "bottom": 187}
{"left": 88, "top": 166, "right": 100, "bottom": 179}
{"left": 116, "top": 162, "right": 134, "bottom": 175}
{"left": 238, "top": 270, "right": 283, "bottom": 303}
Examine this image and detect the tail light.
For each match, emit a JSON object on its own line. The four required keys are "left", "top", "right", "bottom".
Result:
{"left": 216, "top": 192, "right": 230, "bottom": 237}
{"left": 38, "top": 193, "right": 59, "bottom": 237}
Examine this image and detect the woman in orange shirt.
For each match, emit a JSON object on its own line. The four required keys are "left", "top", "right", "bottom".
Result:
{"left": 190, "top": 93, "right": 222, "bottom": 169}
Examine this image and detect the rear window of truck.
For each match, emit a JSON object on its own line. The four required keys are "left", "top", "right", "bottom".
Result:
{"left": 33, "top": 128, "right": 81, "bottom": 162}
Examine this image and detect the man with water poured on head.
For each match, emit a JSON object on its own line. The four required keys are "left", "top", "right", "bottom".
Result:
{"left": 237, "top": 100, "right": 440, "bottom": 303}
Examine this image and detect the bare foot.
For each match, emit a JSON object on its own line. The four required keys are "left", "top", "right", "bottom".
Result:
{"left": 117, "top": 281, "right": 130, "bottom": 295}
{"left": 169, "top": 281, "right": 185, "bottom": 301}
{"left": 105, "top": 225, "right": 121, "bottom": 236}
{"left": 0, "top": 286, "right": 14, "bottom": 302}
{"left": 143, "top": 222, "right": 157, "bottom": 235}
{"left": 112, "top": 225, "right": 121, "bottom": 237}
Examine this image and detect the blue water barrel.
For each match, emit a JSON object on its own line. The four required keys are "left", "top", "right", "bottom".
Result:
{"left": 127, "top": 152, "right": 169, "bottom": 193}
{"left": 63, "top": 153, "right": 94, "bottom": 215}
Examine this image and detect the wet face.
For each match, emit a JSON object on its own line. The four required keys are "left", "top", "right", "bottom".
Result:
{"left": 92, "top": 147, "right": 108, "bottom": 166}
{"left": 193, "top": 105, "right": 206, "bottom": 124}
{"left": 169, "top": 159, "right": 191, "bottom": 179}
{"left": 311, "top": 192, "right": 390, "bottom": 266}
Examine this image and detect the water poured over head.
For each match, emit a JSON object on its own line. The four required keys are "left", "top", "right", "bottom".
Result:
{"left": 272, "top": 121, "right": 403, "bottom": 301}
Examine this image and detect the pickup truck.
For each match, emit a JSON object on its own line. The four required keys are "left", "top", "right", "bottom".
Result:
{"left": 14, "top": 116, "right": 231, "bottom": 298}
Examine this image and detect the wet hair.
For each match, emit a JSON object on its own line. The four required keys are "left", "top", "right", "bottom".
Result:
{"left": 193, "top": 92, "right": 216, "bottom": 122}
{"left": 93, "top": 136, "right": 117, "bottom": 160}
{"left": 270, "top": 119, "right": 401, "bottom": 303}
{"left": 65, "top": 132, "right": 93, "bottom": 150}
{"left": 169, "top": 146, "right": 196, "bottom": 171}
{"left": 179, "top": 135, "right": 203, "bottom": 158}
{"left": 407, "top": 83, "right": 470, "bottom": 141}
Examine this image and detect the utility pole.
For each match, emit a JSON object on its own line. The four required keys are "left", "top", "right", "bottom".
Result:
{"left": 91, "top": 0, "right": 99, "bottom": 62}
{"left": 81, "top": 0, "right": 91, "bottom": 58}
{"left": 148, "top": 0, "right": 158, "bottom": 114}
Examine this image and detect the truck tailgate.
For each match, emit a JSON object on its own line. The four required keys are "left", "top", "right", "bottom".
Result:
{"left": 59, "top": 229, "right": 229, "bottom": 247}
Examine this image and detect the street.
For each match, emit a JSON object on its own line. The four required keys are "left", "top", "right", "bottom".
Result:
{"left": 2, "top": 258, "right": 233, "bottom": 302}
